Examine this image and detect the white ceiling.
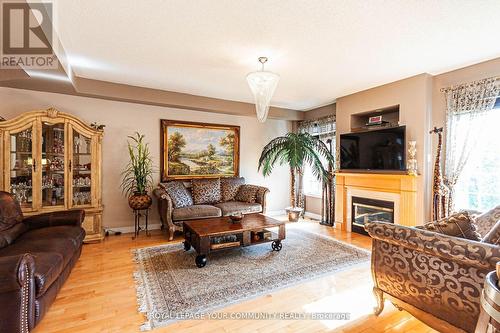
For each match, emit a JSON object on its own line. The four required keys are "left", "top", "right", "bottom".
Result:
{"left": 52, "top": 0, "right": 500, "bottom": 110}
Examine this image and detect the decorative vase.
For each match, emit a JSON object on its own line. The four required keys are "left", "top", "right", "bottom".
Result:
{"left": 286, "top": 207, "right": 303, "bottom": 222}
{"left": 407, "top": 141, "right": 418, "bottom": 176}
{"left": 128, "top": 192, "right": 152, "bottom": 210}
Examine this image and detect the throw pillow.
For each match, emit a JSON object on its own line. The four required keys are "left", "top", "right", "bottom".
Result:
{"left": 482, "top": 220, "right": 500, "bottom": 245}
{"left": 234, "top": 185, "right": 260, "bottom": 203}
{"left": 191, "top": 178, "right": 221, "bottom": 204}
{"left": 220, "top": 177, "right": 245, "bottom": 202}
{"left": 417, "top": 211, "right": 481, "bottom": 241}
{"left": 162, "top": 181, "right": 193, "bottom": 208}
{"left": 472, "top": 205, "right": 500, "bottom": 237}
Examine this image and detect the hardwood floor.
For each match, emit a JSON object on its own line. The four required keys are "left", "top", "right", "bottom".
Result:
{"left": 33, "top": 219, "right": 437, "bottom": 333}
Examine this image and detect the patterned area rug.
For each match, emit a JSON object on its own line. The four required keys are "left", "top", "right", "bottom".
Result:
{"left": 133, "top": 228, "right": 370, "bottom": 330}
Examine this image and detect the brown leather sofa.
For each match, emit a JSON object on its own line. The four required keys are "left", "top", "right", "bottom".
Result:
{"left": 365, "top": 221, "right": 500, "bottom": 333}
{"left": 0, "top": 191, "right": 85, "bottom": 333}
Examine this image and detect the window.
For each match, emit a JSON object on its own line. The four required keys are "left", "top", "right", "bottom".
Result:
{"left": 298, "top": 116, "right": 336, "bottom": 197}
{"left": 454, "top": 100, "right": 500, "bottom": 211}
{"left": 303, "top": 134, "right": 335, "bottom": 197}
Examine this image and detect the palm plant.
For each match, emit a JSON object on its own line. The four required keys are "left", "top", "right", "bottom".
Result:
{"left": 121, "top": 132, "right": 154, "bottom": 197}
{"left": 258, "top": 132, "right": 334, "bottom": 208}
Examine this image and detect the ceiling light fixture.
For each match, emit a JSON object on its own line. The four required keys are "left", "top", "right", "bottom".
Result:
{"left": 246, "top": 57, "right": 280, "bottom": 123}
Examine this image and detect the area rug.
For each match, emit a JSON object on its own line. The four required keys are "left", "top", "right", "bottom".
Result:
{"left": 133, "top": 228, "right": 370, "bottom": 330}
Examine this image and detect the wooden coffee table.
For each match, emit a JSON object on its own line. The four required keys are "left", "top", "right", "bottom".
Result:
{"left": 183, "top": 213, "right": 286, "bottom": 268}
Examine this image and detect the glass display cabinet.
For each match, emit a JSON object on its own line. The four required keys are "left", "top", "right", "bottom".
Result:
{"left": 0, "top": 108, "right": 104, "bottom": 242}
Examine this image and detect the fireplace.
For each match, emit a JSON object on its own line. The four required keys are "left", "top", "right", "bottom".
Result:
{"left": 351, "top": 196, "right": 394, "bottom": 235}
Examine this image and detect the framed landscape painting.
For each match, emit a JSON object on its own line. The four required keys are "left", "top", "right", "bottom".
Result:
{"left": 161, "top": 120, "right": 240, "bottom": 181}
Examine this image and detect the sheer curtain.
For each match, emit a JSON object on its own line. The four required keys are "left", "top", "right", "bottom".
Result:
{"left": 454, "top": 105, "right": 500, "bottom": 211}
{"left": 297, "top": 115, "right": 336, "bottom": 214}
{"left": 442, "top": 76, "right": 500, "bottom": 213}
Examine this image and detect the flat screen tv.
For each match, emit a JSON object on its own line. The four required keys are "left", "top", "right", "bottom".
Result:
{"left": 340, "top": 126, "right": 406, "bottom": 171}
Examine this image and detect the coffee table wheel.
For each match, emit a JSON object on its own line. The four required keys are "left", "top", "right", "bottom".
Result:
{"left": 271, "top": 240, "right": 282, "bottom": 251}
{"left": 183, "top": 241, "right": 191, "bottom": 251}
{"left": 195, "top": 255, "right": 207, "bottom": 268}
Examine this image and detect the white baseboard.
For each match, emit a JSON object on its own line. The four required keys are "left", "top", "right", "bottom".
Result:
{"left": 304, "top": 212, "right": 322, "bottom": 220}
{"left": 104, "top": 223, "right": 162, "bottom": 234}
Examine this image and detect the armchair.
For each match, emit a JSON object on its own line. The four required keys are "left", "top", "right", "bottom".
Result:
{"left": 365, "top": 221, "right": 500, "bottom": 333}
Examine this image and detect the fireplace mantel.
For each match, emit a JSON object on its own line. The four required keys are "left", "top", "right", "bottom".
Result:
{"left": 334, "top": 172, "right": 418, "bottom": 230}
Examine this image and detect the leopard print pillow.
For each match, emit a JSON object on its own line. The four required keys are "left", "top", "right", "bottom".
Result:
{"left": 162, "top": 181, "right": 193, "bottom": 208}
{"left": 191, "top": 178, "right": 221, "bottom": 204}
{"left": 220, "top": 177, "right": 245, "bottom": 202}
{"left": 234, "top": 185, "right": 260, "bottom": 203}
{"left": 417, "top": 211, "right": 481, "bottom": 241}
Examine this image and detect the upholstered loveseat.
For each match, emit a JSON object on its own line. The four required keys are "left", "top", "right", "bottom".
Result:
{"left": 0, "top": 191, "right": 85, "bottom": 333}
{"left": 365, "top": 207, "right": 500, "bottom": 333}
{"left": 154, "top": 177, "right": 269, "bottom": 240}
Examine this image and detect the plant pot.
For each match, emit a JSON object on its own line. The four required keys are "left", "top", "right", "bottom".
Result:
{"left": 286, "top": 207, "right": 303, "bottom": 222}
{"left": 128, "top": 192, "right": 152, "bottom": 210}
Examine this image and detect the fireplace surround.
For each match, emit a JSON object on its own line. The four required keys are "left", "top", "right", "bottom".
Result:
{"left": 335, "top": 172, "right": 418, "bottom": 230}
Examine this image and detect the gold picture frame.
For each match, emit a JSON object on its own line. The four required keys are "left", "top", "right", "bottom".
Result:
{"left": 160, "top": 120, "right": 240, "bottom": 181}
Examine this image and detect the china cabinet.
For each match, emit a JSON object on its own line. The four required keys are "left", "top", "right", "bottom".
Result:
{"left": 0, "top": 108, "right": 104, "bottom": 242}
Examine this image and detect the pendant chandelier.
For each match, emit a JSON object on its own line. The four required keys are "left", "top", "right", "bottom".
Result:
{"left": 246, "top": 57, "right": 280, "bottom": 123}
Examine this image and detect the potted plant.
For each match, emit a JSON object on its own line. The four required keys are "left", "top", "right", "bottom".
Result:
{"left": 258, "top": 132, "right": 334, "bottom": 222}
{"left": 121, "top": 132, "right": 154, "bottom": 210}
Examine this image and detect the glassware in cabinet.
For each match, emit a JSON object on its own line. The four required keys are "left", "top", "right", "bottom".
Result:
{"left": 41, "top": 122, "right": 65, "bottom": 207}
{"left": 9, "top": 127, "right": 34, "bottom": 209}
{"left": 72, "top": 130, "right": 92, "bottom": 207}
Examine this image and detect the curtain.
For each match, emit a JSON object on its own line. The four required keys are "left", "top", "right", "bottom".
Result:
{"left": 297, "top": 115, "right": 336, "bottom": 220}
{"left": 298, "top": 115, "right": 336, "bottom": 136}
{"left": 442, "top": 76, "right": 500, "bottom": 214}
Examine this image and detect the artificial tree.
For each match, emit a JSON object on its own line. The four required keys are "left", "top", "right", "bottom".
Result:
{"left": 258, "top": 132, "right": 334, "bottom": 221}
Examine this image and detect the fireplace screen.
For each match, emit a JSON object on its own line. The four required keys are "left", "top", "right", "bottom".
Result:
{"left": 351, "top": 197, "right": 394, "bottom": 235}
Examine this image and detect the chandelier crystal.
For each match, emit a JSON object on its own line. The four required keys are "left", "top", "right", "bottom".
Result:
{"left": 246, "top": 57, "right": 280, "bottom": 122}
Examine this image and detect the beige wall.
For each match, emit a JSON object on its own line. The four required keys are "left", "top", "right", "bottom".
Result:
{"left": 0, "top": 87, "right": 292, "bottom": 230}
{"left": 305, "top": 195, "right": 322, "bottom": 217}
{"left": 335, "top": 74, "right": 433, "bottom": 225}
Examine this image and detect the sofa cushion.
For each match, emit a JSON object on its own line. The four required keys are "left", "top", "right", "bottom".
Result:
{"left": 19, "top": 226, "right": 85, "bottom": 249}
{"left": 2, "top": 235, "right": 78, "bottom": 267}
{"left": 215, "top": 201, "right": 262, "bottom": 216}
{"left": 220, "top": 177, "right": 245, "bottom": 202}
{"left": 0, "top": 222, "right": 28, "bottom": 249}
{"left": 482, "top": 220, "right": 500, "bottom": 245}
{"left": 191, "top": 178, "right": 221, "bottom": 204}
{"left": 0, "top": 192, "right": 23, "bottom": 232}
{"left": 162, "top": 181, "right": 193, "bottom": 208}
{"left": 417, "top": 211, "right": 481, "bottom": 241}
{"left": 172, "top": 205, "right": 222, "bottom": 221}
{"left": 473, "top": 205, "right": 500, "bottom": 237}
{"left": 0, "top": 191, "right": 24, "bottom": 233}
{"left": 234, "top": 185, "right": 260, "bottom": 203}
